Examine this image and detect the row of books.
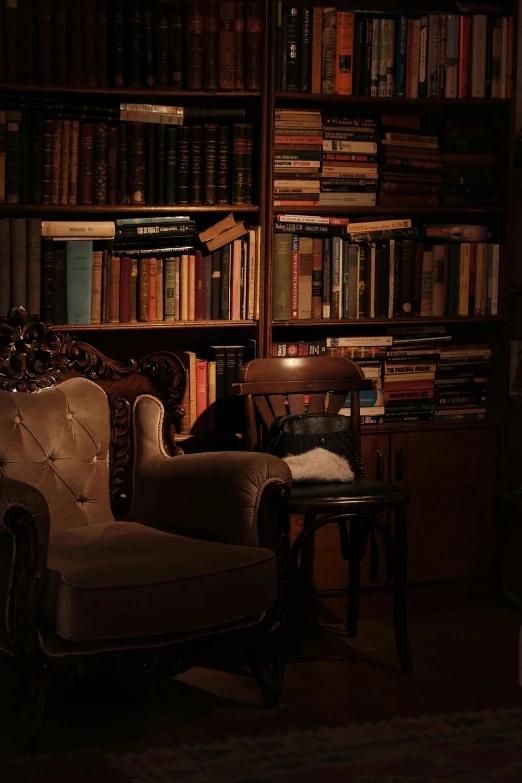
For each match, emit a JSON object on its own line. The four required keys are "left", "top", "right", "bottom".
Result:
{"left": 273, "top": 110, "right": 499, "bottom": 208}
{"left": 0, "top": 0, "right": 263, "bottom": 91}
{"left": 0, "top": 215, "right": 261, "bottom": 324}
{"left": 272, "top": 218, "right": 499, "bottom": 321}
{"left": 271, "top": 333, "right": 490, "bottom": 424}
{"left": 0, "top": 109, "right": 254, "bottom": 206}
{"left": 276, "top": 6, "right": 513, "bottom": 99}
{"left": 179, "top": 342, "right": 255, "bottom": 436}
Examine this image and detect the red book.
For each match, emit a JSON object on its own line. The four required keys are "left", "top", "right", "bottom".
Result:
{"left": 148, "top": 258, "right": 158, "bottom": 320}
{"left": 458, "top": 15, "right": 471, "bottom": 98}
{"left": 195, "top": 249, "right": 205, "bottom": 320}
{"left": 119, "top": 256, "right": 131, "bottom": 323}
{"left": 291, "top": 235, "right": 299, "bottom": 319}
{"left": 195, "top": 358, "right": 208, "bottom": 426}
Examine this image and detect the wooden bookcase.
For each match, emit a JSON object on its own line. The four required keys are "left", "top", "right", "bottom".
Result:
{"left": 0, "top": 0, "right": 518, "bottom": 591}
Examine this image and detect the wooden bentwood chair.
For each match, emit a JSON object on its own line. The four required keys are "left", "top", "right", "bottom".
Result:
{"left": 233, "top": 356, "right": 412, "bottom": 673}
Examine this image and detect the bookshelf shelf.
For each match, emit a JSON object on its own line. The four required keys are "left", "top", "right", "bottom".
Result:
{"left": 272, "top": 316, "right": 503, "bottom": 327}
{"left": 0, "top": 205, "right": 260, "bottom": 216}
{"left": 0, "top": 83, "right": 261, "bottom": 101}
{"left": 275, "top": 92, "right": 511, "bottom": 108}
{"left": 274, "top": 206, "right": 506, "bottom": 216}
{"left": 55, "top": 321, "right": 257, "bottom": 331}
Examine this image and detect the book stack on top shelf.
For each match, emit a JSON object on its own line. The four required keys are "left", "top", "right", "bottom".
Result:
{"left": 271, "top": 215, "right": 499, "bottom": 322}
{"left": 276, "top": 5, "right": 513, "bottom": 99}
{"left": 0, "top": 0, "right": 264, "bottom": 92}
{"left": 0, "top": 101, "right": 254, "bottom": 207}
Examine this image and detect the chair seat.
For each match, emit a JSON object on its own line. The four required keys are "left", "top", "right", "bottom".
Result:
{"left": 44, "top": 521, "right": 277, "bottom": 642}
{"left": 287, "top": 479, "right": 407, "bottom": 513}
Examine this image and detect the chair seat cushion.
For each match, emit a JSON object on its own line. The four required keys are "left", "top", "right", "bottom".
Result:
{"left": 44, "top": 521, "right": 277, "bottom": 642}
{"left": 288, "top": 479, "right": 406, "bottom": 510}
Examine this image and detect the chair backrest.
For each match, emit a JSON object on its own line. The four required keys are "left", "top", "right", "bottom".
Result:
{"left": 0, "top": 307, "right": 187, "bottom": 521}
{"left": 233, "top": 356, "right": 373, "bottom": 456}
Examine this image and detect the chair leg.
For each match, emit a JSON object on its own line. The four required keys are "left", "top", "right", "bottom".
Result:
{"left": 250, "top": 629, "right": 285, "bottom": 708}
{"left": 295, "top": 512, "right": 316, "bottom": 598}
{"left": 393, "top": 507, "right": 413, "bottom": 674}
{"left": 347, "top": 518, "right": 362, "bottom": 639}
{"left": 20, "top": 662, "right": 50, "bottom": 742}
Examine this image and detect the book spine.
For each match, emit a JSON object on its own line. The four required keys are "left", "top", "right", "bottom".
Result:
{"left": 148, "top": 257, "right": 157, "bottom": 320}
{"left": 68, "top": 4, "right": 85, "bottom": 87}
{"left": 18, "top": 0, "right": 35, "bottom": 84}
{"left": 164, "top": 258, "right": 175, "bottom": 320}
{"left": 156, "top": 258, "right": 164, "bottom": 320}
{"left": 186, "top": 0, "right": 204, "bottom": 89}
{"left": 96, "top": 0, "right": 108, "bottom": 88}
{"left": 290, "top": 234, "right": 299, "bottom": 319}
{"left": 39, "top": 236, "right": 52, "bottom": 321}
{"left": 26, "top": 218, "right": 40, "bottom": 315}
{"left": 211, "top": 250, "right": 221, "bottom": 319}
{"left": 128, "top": 122, "right": 145, "bottom": 205}
{"left": 155, "top": 1, "right": 169, "bottom": 87}
{"left": 471, "top": 14, "right": 487, "bottom": 98}
{"left": 6, "top": 3, "right": 18, "bottom": 83}
{"left": 78, "top": 122, "right": 94, "bottom": 205}
{"left": 311, "top": 237, "right": 323, "bottom": 319}
{"left": 370, "top": 17, "right": 380, "bottom": 97}
{"left": 190, "top": 125, "right": 203, "bottom": 205}
{"left": 117, "top": 122, "right": 129, "bottom": 204}
{"left": 220, "top": 243, "right": 231, "bottom": 318}
{"left": 37, "top": 0, "right": 53, "bottom": 84}
{"left": 468, "top": 243, "right": 477, "bottom": 315}
{"left": 0, "top": 113, "right": 6, "bottom": 204}
{"left": 234, "top": 0, "right": 245, "bottom": 89}
{"left": 458, "top": 243, "right": 470, "bottom": 315}
{"left": 109, "top": 256, "right": 120, "bottom": 323}
{"left": 203, "top": 124, "right": 218, "bottom": 205}
{"left": 458, "top": 15, "right": 471, "bottom": 98}
{"left": 331, "top": 235, "right": 341, "bottom": 319}
{"left": 67, "top": 240, "right": 93, "bottom": 324}
{"left": 231, "top": 238, "right": 242, "bottom": 319}
{"left": 311, "top": 6, "right": 322, "bottom": 94}
{"left": 285, "top": 6, "right": 300, "bottom": 92}
{"left": 418, "top": 16, "right": 428, "bottom": 98}
{"left": 145, "top": 124, "right": 155, "bottom": 205}
{"left": 232, "top": 124, "right": 253, "bottom": 204}
{"left": 246, "top": 1, "right": 263, "bottom": 90}
{"left": 93, "top": 122, "right": 108, "bottom": 205}
{"left": 166, "top": 125, "right": 178, "bottom": 205}
{"left": 188, "top": 254, "right": 196, "bottom": 320}
{"left": 322, "top": 8, "right": 336, "bottom": 94}
{"left": 126, "top": 1, "right": 142, "bottom": 89}
{"left": 489, "top": 243, "right": 499, "bottom": 315}
{"left": 106, "top": 125, "right": 118, "bottom": 205}
{"left": 155, "top": 124, "right": 166, "bottom": 205}
{"left": 84, "top": 0, "right": 97, "bottom": 87}
{"left": 50, "top": 118, "right": 62, "bottom": 205}
{"left": 385, "top": 18, "right": 396, "bottom": 98}
{"left": 169, "top": 2, "right": 183, "bottom": 88}
{"left": 58, "top": 120, "right": 70, "bottom": 206}
{"left": 428, "top": 14, "right": 440, "bottom": 98}
{"left": 18, "top": 111, "right": 29, "bottom": 205}
{"left": 112, "top": 1, "right": 125, "bottom": 87}
{"left": 138, "top": 257, "right": 149, "bottom": 321}
{"left": 118, "top": 256, "right": 130, "bottom": 323}
{"left": 219, "top": 0, "right": 235, "bottom": 90}
{"left": 177, "top": 125, "right": 191, "bottom": 205}
{"left": 204, "top": 253, "right": 212, "bottom": 319}
{"left": 335, "top": 11, "right": 354, "bottom": 96}
{"left": 195, "top": 249, "right": 205, "bottom": 320}
{"left": 30, "top": 111, "right": 43, "bottom": 205}
{"left": 90, "top": 250, "right": 103, "bottom": 324}
{"left": 203, "top": 0, "right": 219, "bottom": 90}
{"left": 445, "top": 14, "right": 459, "bottom": 98}
{"left": 217, "top": 126, "right": 231, "bottom": 202}
{"left": 65, "top": 119, "right": 78, "bottom": 206}
{"left": 128, "top": 257, "right": 137, "bottom": 322}
{"left": 395, "top": 15, "right": 407, "bottom": 97}
{"left": 141, "top": 1, "right": 154, "bottom": 88}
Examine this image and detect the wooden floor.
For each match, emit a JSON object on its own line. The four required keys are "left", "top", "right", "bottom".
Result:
{"left": 1, "top": 583, "right": 522, "bottom": 758}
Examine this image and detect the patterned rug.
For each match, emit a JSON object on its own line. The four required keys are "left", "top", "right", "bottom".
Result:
{"left": 106, "top": 708, "right": 522, "bottom": 783}
{"left": 5, "top": 708, "right": 522, "bottom": 782}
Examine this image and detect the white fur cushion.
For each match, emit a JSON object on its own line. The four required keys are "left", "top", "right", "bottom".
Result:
{"left": 282, "top": 447, "right": 354, "bottom": 484}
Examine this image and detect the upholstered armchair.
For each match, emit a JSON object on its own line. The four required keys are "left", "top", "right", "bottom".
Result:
{"left": 0, "top": 308, "right": 292, "bottom": 740}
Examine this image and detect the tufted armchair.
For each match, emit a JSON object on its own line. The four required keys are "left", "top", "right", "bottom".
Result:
{"left": 0, "top": 308, "right": 292, "bottom": 740}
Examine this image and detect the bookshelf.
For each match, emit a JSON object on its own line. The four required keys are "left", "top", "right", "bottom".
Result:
{"left": 0, "top": 0, "right": 517, "bottom": 592}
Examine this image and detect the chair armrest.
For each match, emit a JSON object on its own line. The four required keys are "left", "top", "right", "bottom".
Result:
{"left": 129, "top": 449, "right": 291, "bottom": 547}
{"left": 0, "top": 477, "right": 50, "bottom": 656}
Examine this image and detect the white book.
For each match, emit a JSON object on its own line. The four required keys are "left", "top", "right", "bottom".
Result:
{"left": 471, "top": 15, "right": 487, "bottom": 98}
{"left": 322, "top": 140, "right": 377, "bottom": 154}
{"left": 42, "top": 221, "right": 115, "bottom": 238}
{"left": 349, "top": 218, "right": 411, "bottom": 233}
{"left": 319, "top": 193, "right": 376, "bottom": 207}
{"left": 327, "top": 335, "right": 392, "bottom": 347}
{"left": 321, "top": 166, "right": 379, "bottom": 177}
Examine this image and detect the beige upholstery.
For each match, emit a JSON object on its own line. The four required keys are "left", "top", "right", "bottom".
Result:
{"left": 0, "top": 379, "right": 114, "bottom": 531}
{"left": 44, "top": 521, "right": 276, "bottom": 641}
{"left": 130, "top": 394, "right": 292, "bottom": 546}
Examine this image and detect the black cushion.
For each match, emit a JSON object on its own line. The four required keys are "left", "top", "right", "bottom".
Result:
{"left": 288, "top": 479, "right": 406, "bottom": 508}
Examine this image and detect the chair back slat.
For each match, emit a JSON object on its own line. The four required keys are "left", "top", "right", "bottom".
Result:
{"left": 253, "top": 395, "right": 275, "bottom": 431}
{"left": 287, "top": 394, "right": 306, "bottom": 415}
{"left": 326, "top": 391, "right": 348, "bottom": 414}
{"left": 268, "top": 394, "right": 288, "bottom": 418}
{"left": 307, "top": 393, "right": 327, "bottom": 413}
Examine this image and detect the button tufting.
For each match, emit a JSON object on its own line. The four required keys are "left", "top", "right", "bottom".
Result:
{"left": 13, "top": 415, "right": 20, "bottom": 424}
{"left": 77, "top": 496, "right": 87, "bottom": 505}
{"left": 66, "top": 413, "right": 73, "bottom": 420}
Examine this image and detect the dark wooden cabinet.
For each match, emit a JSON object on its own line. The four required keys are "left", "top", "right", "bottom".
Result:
{"left": 389, "top": 428, "right": 497, "bottom": 584}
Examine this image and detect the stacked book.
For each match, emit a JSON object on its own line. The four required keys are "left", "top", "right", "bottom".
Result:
{"left": 0, "top": 105, "right": 253, "bottom": 207}
{"left": 384, "top": 340, "right": 436, "bottom": 423}
{"left": 321, "top": 116, "right": 378, "bottom": 208}
{"left": 379, "top": 118, "right": 442, "bottom": 208}
{"left": 441, "top": 120, "right": 497, "bottom": 207}
{"left": 273, "top": 110, "right": 323, "bottom": 207}
{"left": 435, "top": 344, "right": 491, "bottom": 420}
{"left": 272, "top": 216, "right": 500, "bottom": 321}
{"left": 36, "top": 215, "right": 260, "bottom": 325}
{"left": 0, "top": 1, "right": 263, "bottom": 91}
{"left": 276, "top": 6, "right": 513, "bottom": 99}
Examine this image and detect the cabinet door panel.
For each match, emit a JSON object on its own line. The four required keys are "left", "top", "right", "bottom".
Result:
{"left": 390, "top": 428, "right": 497, "bottom": 583}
